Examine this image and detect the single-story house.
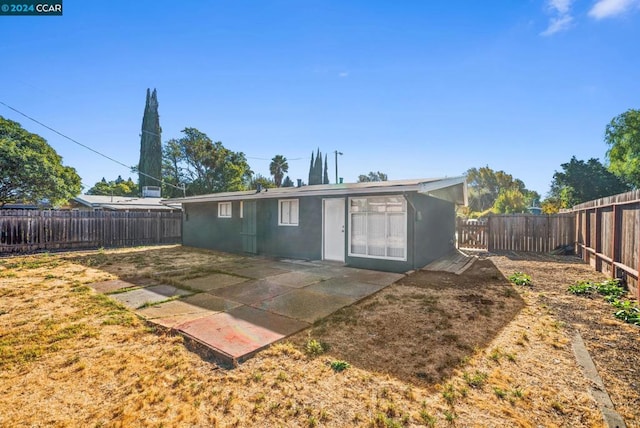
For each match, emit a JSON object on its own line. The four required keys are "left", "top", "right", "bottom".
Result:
{"left": 165, "top": 177, "right": 467, "bottom": 273}
{"left": 71, "top": 195, "right": 181, "bottom": 212}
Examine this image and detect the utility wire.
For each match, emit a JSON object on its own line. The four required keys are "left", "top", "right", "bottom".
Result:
{"left": 1, "top": 101, "right": 307, "bottom": 192}
{"left": 0, "top": 100, "right": 185, "bottom": 192}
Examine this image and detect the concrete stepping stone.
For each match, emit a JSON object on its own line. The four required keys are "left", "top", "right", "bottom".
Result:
{"left": 253, "top": 288, "right": 354, "bottom": 323}
{"left": 136, "top": 299, "right": 213, "bottom": 320}
{"left": 91, "top": 279, "right": 139, "bottom": 294}
{"left": 175, "top": 305, "right": 309, "bottom": 362}
{"left": 110, "top": 284, "right": 192, "bottom": 309}
{"left": 181, "top": 293, "right": 242, "bottom": 312}
{"left": 305, "top": 278, "right": 389, "bottom": 299}
{"left": 180, "top": 273, "right": 248, "bottom": 292}
{"left": 210, "top": 279, "right": 294, "bottom": 305}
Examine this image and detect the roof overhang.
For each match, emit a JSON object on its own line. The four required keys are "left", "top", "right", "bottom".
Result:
{"left": 418, "top": 176, "right": 467, "bottom": 206}
{"left": 164, "top": 177, "right": 468, "bottom": 206}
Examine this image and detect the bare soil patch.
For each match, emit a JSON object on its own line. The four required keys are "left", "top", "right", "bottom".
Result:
{"left": 490, "top": 252, "right": 640, "bottom": 426}
{"left": 1, "top": 246, "right": 635, "bottom": 426}
{"left": 291, "top": 259, "right": 526, "bottom": 386}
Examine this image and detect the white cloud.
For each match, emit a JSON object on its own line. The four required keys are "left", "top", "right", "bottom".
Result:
{"left": 541, "top": 0, "right": 575, "bottom": 36}
{"left": 548, "top": 0, "right": 574, "bottom": 14}
{"left": 589, "top": 0, "right": 640, "bottom": 19}
{"left": 338, "top": 72, "right": 349, "bottom": 78}
{"left": 541, "top": 14, "right": 574, "bottom": 35}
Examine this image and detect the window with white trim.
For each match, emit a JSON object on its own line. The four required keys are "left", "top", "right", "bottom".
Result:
{"left": 218, "top": 202, "right": 232, "bottom": 218}
{"left": 278, "top": 199, "right": 299, "bottom": 226}
{"left": 349, "top": 196, "right": 407, "bottom": 260}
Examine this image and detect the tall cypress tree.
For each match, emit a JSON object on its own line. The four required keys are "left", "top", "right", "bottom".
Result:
{"left": 138, "top": 88, "right": 162, "bottom": 193}
{"left": 323, "top": 154, "right": 329, "bottom": 184}
{"left": 308, "top": 151, "right": 315, "bottom": 185}
{"left": 314, "top": 148, "right": 322, "bottom": 185}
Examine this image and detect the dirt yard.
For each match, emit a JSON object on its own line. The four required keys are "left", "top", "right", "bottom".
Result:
{"left": 0, "top": 246, "right": 638, "bottom": 427}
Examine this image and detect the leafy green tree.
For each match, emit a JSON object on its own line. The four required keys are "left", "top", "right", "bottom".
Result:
{"left": 465, "top": 166, "right": 530, "bottom": 213}
{"left": 161, "top": 128, "right": 252, "bottom": 197}
{"left": 138, "top": 88, "right": 163, "bottom": 191}
{"left": 269, "top": 155, "right": 288, "bottom": 187}
{"left": 605, "top": 109, "right": 640, "bottom": 187}
{"left": 86, "top": 176, "right": 138, "bottom": 197}
{"left": 547, "top": 156, "right": 630, "bottom": 208}
{"left": 357, "top": 171, "right": 388, "bottom": 182}
{"left": 493, "top": 188, "right": 527, "bottom": 213}
{"left": 0, "top": 116, "right": 81, "bottom": 207}
{"left": 248, "top": 174, "right": 276, "bottom": 190}
{"left": 282, "top": 176, "right": 294, "bottom": 187}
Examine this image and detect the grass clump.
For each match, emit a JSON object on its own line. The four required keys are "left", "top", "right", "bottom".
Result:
{"left": 463, "top": 370, "right": 488, "bottom": 389}
{"left": 304, "top": 336, "right": 326, "bottom": 356}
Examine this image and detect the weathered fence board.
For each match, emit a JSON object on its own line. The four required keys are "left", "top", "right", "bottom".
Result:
{"left": 457, "top": 214, "right": 574, "bottom": 253}
{"left": 572, "top": 190, "right": 640, "bottom": 300}
{"left": 0, "top": 210, "right": 182, "bottom": 253}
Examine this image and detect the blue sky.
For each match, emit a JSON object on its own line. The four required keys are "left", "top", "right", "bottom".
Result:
{"left": 1, "top": 0, "right": 639, "bottom": 196}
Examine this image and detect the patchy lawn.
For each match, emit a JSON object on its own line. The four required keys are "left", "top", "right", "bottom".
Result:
{"left": 0, "top": 246, "right": 636, "bottom": 427}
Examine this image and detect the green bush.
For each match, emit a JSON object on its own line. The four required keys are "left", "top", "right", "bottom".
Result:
{"left": 508, "top": 272, "right": 532, "bottom": 286}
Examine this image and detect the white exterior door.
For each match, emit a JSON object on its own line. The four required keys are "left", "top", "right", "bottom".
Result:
{"left": 323, "top": 198, "right": 345, "bottom": 261}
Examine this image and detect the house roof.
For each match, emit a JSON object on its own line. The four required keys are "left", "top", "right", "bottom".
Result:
{"left": 73, "top": 195, "right": 181, "bottom": 211}
{"left": 165, "top": 176, "right": 468, "bottom": 206}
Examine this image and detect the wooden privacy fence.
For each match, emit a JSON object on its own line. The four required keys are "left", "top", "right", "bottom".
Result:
{"left": 0, "top": 210, "right": 182, "bottom": 254}
{"left": 572, "top": 189, "right": 640, "bottom": 300}
{"left": 457, "top": 214, "right": 575, "bottom": 253}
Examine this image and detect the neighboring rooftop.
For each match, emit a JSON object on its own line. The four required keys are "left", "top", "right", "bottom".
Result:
{"left": 72, "top": 195, "right": 181, "bottom": 211}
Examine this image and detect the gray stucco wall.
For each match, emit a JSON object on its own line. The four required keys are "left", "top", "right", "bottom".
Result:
{"left": 182, "top": 201, "right": 243, "bottom": 253}
{"left": 181, "top": 191, "right": 456, "bottom": 273}
{"left": 256, "top": 198, "right": 322, "bottom": 260}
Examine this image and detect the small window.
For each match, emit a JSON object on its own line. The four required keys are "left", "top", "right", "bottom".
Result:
{"left": 218, "top": 202, "right": 232, "bottom": 218}
{"left": 279, "top": 199, "right": 299, "bottom": 226}
{"left": 239, "top": 201, "right": 244, "bottom": 218}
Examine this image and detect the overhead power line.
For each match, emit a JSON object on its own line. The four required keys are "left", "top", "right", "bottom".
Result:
{"left": 0, "top": 100, "right": 309, "bottom": 192}
{"left": 0, "top": 100, "right": 184, "bottom": 192}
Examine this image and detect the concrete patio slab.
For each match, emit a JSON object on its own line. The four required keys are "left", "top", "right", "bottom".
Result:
{"left": 211, "top": 279, "right": 294, "bottom": 305}
{"left": 253, "top": 288, "right": 354, "bottom": 323}
{"left": 110, "top": 284, "right": 193, "bottom": 309}
{"left": 346, "top": 271, "right": 406, "bottom": 286}
{"left": 151, "top": 312, "right": 215, "bottom": 329}
{"left": 180, "top": 273, "right": 248, "bottom": 292}
{"left": 267, "top": 270, "right": 327, "bottom": 288}
{"left": 91, "top": 279, "right": 140, "bottom": 294}
{"left": 181, "top": 293, "right": 243, "bottom": 312}
{"left": 137, "top": 299, "right": 213, "bottom": 319}
{"left": 220, "top": 264, "right": 290, "bottom": 279}
{"left": 176, "top": 305, "right": 309, "bottom": 362}
{"left": 95, "top": 254, "right": 405, "bottom": 367}
{"left": 305, "top": 278, "right": 389, "bottom": 299}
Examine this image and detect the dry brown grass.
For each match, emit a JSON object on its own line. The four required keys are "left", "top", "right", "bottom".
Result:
{"left": 0, "top": 246, "right": 632, "bottom": 427}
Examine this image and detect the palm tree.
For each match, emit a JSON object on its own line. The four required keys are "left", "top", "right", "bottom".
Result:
{"left": 269, "top": 155, "right": 289, "bottom": 187}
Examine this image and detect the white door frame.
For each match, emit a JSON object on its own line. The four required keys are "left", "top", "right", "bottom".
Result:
{"left": 322, "top": 198, "right": 345, "bottom": 262}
